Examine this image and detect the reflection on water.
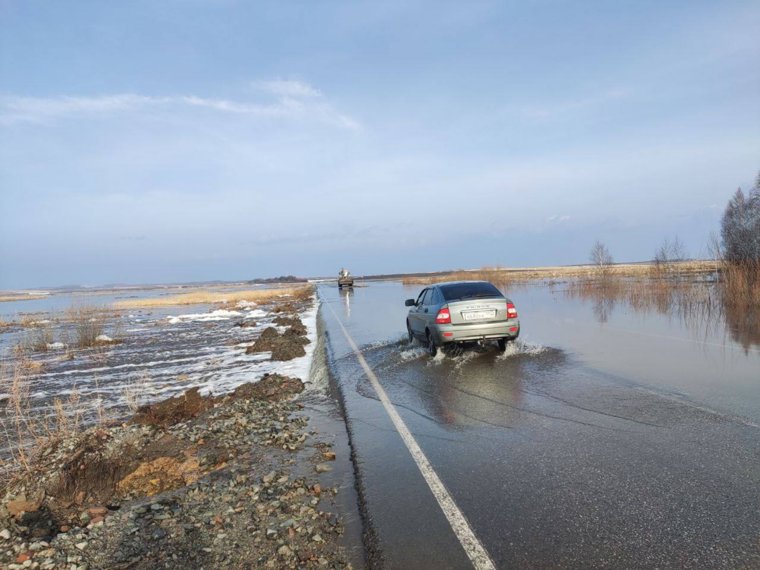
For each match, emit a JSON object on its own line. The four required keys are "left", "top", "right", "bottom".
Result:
{"left": 563, "top": 277, "right": 760, "bottom": 352}
{"left": 339, "top": 287, "right": 354, "bottom": 319}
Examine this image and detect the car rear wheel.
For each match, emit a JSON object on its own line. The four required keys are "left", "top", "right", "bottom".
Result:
{"left": 426, "top": 331, "right": 438, "bottom": 357}
{"left": 497, "top": 338, "right": 508, "bottom": 352}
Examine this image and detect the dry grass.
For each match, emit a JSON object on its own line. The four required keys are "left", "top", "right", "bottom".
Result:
{"left": 113, "top": 285, "right": 313, "bottom": 309}
{"left": 0, "top": 319, "right": 14, "bottom": 328}
{"left": 722, "top": 262, "right": 760, "bottom": 305}
{"left": 721, "top": 263, "right": 760, "bottom": 350}
{"left": 123, "top": 371, "right": 152, "bottom": 414}
{"left": 400, "top": 261, "right": 715, "bottom": 285}
{"left": 0, "top": 293, "right": 47, "bottom": 303}
{"left": 0, "top": 359, "right": 86, "bottom": 475}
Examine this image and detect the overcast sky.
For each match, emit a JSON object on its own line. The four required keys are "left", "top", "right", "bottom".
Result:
{"left": 1, "top": 1, "right": 758, "bottom": 288}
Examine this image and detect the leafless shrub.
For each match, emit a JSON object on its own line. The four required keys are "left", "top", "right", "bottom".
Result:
{"left": 17, "top": 322, "right": 54, "bottom": 353}
{"left": 67, "top": 306, "right": 106, "bottom": 348}
{"left": 706, "top": 231, "right": 723, "bottom": 274}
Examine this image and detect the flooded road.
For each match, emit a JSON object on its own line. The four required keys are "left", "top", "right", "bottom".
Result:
{"left": 320, "top": 281, "right": 760, "bottom": 569}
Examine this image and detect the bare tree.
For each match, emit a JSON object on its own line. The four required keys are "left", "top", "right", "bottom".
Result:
{"left": 590, "top": 240, "right": 613, "bottom": 275}
{"left": 653, "top": 236, "right": 687, "bottom": 272}
{"left": 721, "top": 174, "right": 760, "bottom": 265}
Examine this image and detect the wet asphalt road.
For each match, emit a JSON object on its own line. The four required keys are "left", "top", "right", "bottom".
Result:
{"left": 319, "top": 282, "right": 760, "bottom": 569}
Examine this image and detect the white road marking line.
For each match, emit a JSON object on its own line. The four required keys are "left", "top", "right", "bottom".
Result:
{"left": 326, "top": 300, "right": 497, "bottom": 570}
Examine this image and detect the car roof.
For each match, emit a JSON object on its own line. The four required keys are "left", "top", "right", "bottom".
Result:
{"left": 429, "top": 280, "right": 492, "bottom": 287}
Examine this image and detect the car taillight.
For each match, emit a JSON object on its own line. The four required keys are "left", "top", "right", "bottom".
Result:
{"left": 506, "top": 302, "right": 518, "bottom": 319}
{"left": 436, "top": 307, "right": 451, "bottom": 324}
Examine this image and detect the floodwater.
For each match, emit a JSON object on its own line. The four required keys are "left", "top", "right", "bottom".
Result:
{"left": 336, "top": 279, "right": 760, "bottom": 423}
{"left": 0, "top": 284, "right": 320, "bottom": 456}
{"left": 320, "top": 280, "right": 760, "bottom": 568}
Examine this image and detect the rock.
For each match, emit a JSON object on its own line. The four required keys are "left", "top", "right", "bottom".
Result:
{"left": 7, "top": 498, "right": 40, "bottom": 517}
{"left": 0, "top": 529, "right": 10, "bottom": 540}
{"left": 314, "top": 463, "right": 332, "bottom": 473}
{"left": 322, "top": 451, "right": 336, "bottom": 461}
{"left": 117, "top": 456, "right": 200, "bottom": 497}
{"left": 278, "top": 545, "right": 293, "bottom": 557}
{"left": 75, "top": 542, "right": 87, "bottom": 550}
{"left": 87, "top": 507, "right": 108, "bottom": 517}
{"left": 265, "top": 528, "right": 278, "bottom": 540}
{"left": 311, "top": 533, "right": 323, "bottom": 543}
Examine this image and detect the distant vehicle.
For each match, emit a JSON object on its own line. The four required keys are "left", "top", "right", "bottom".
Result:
{"left": 338, "top": 268, "right": 354, "bottom": 289}
{"left": 405, "top": 281, "right": 520, "bottom": 356}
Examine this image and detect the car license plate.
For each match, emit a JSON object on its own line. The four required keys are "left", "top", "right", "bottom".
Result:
{"left": 463, "top": 310, "right": 495, "bottom": 321}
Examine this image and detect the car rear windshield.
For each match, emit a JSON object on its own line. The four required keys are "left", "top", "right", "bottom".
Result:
{"left": 439, "top": 282, "right": 503, "bottom": 301}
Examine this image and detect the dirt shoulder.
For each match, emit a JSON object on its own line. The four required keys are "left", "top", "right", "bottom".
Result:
{"left": 0, "top": 374, "right": 356, "bottom": 569}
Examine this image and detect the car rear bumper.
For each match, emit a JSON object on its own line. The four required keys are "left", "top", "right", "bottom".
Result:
{"left": 432, "top": 320, "right": 520, "bottom": 343}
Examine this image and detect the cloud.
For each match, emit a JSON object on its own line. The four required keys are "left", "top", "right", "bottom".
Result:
{"left": 255, "top": 79, "right": 321, "bottom": 98}
{"left": 547, "top": 215, "right": 571, "bottom": 223}
{"left": 518, "top": 88, "right": 630, "bottom": 121}
{"left": 0, "top": 81, "right": 359, "bottom": 129}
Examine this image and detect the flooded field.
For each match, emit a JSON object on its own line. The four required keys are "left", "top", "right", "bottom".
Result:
{"left": 0, "top": 284, "right": 318, "bottom": 459}
{"left": 511, "top": 278, "right": 760, "bottom": 422}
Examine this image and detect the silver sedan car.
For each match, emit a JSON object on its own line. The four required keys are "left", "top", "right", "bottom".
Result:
{"left": 405, "top": 281, "right": 520, "bottom": 356}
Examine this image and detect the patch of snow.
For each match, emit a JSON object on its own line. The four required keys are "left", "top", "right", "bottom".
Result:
{"left": 244, "top": 309, "right": 267, "bottom": 319}
{"left": 236, "top": 300, "right": 257, "bottom": 308}
{"left": 47, "top": 342, "right": 65, "bottom": 350}
{"left": 96, "top": 334, "right": 113, "bottom": 342}
{"left": 167, "top": 309, "right": 243, "bottom": 324}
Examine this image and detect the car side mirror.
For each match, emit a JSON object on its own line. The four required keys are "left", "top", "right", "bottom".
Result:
{"left": 405, "top": 299, "right": 416, "bottom": 307}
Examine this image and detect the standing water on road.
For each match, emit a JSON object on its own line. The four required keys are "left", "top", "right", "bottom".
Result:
{"left": 327, "top": 279, "right": 760, "bottom": 423}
